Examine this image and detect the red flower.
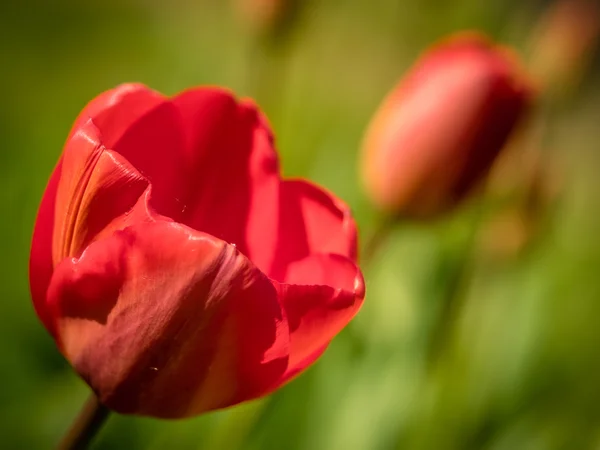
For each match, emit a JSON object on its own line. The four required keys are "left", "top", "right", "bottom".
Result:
{"left": 360, "top": 33, "right": 533, "bottom": 218}
{"left": 29, "top": 84, "right": 364, "bottom": 418}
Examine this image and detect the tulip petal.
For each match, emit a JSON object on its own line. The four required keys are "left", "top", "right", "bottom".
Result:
{"left": 270, "top": 180, "right": 358, "bottom": 281}
{"left": 70, "top": 83, "right": 166, "bottom": 143}
{"left": 53, "top": 120, "right": 150, "bottom": 264}
{"left": 71, "top": 83, "right": 196, "bottom": 220}
{"left": 31, "top": 84, "right": 165, "bottom": 331}
{"left": 277, "top": 344, "right": 329, "bottom": 386}
{"left": 30, "top": 161, "right": 63, "bottom": 335}
{"left": 30, "top": 120, "right": 153, "bottom": 336}
{"left": 95, "top": 100, "right": 190, "bottom": 219}
{"left": 277, "top": 253, "right": 364, "bottom": 379}
{"left": 172, "top": 89, "right": 280, "bottom": 274}
{"left": 47, "top": 221, "right": 290, "bottom": 417}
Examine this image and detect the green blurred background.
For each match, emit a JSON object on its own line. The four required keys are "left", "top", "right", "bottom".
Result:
{"left": 2, "top": 0, "right": 600, "bottom": 448}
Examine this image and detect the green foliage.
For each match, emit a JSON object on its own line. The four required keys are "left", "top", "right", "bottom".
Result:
{"left": 1, "top": 0, "right": 599, "bottom": 449}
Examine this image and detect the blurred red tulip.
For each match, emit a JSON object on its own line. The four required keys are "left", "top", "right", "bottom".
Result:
{"left": 29, "top": 84, "right": 364, "bottom": 418}
{"left": 529, "top": 0, "right": 600, "bottom": 94}
{"left": 360, "top": 33, "right": 533, "bottom": 218}
{"left": 234, "top": 0, "right": 298, "bottom": 37}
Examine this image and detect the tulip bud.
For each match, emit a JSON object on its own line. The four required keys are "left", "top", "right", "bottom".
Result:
{"left": 360, "top": 33, "right": 533, "bottom": 219}
{"left": 30, "top": 84, "right": 364, "bottom": 418}
{"left": 529, "top": 0, "right": 600, "bottom": 95}
{"left": 234, "top": 0, "right": 299, "bottom": 39}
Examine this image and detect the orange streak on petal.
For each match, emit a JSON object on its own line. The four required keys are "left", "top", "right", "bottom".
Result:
{"left": 53, "top": 120, "right": 149, "bottom": 264}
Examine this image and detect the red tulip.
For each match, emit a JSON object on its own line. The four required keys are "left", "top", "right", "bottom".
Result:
{"left": 360, "top": 33, "right": 533, "bottom": 218}
{"left": 30, "top": 84, "right": 364, "bottom": 418}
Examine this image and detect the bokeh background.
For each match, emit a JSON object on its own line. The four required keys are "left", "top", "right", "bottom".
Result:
{"left": 2, "top": 0, "right": 600, "bottom": 448}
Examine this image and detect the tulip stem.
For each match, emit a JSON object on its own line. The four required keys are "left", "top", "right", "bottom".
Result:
{"left": 361, "top": 216, "right": 397, "bottom": 264}
{"left": 425, "top": 240, "right": 474, "bottom": 368}
{"left": 425, "top": 204, "right": 484, "bottom": 369}
{"left": 57, "top": 394, "right": 110, "bottom": 450}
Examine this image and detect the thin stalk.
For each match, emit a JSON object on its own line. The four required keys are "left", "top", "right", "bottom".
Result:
{"left": 360, "top": 215, "right": 398, "bottom": 264}
{"left": 57, "top": 394, "right": 110, "bottom": 450}
{"left": 425, "top": 201, "right": 486, "bottom": 370}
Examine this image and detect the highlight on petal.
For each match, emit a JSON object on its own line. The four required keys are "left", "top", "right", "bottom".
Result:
{"left": 72, "top": 83, "right": 189, "bottom": 220}
{"left": 70, "top": 83, "right": 166, "bottom": 144}
{"left": 47, "top": 221, "right": 290, "bottom": 418}
{"left": 276, "top": 253, "right": 365, "bottom": 380}
{"left": 52, "top": 120, "right": 149, "bottom": 264}
{"left": 31, "top": 84, "right": 164, "bottom": 334}
{"left": 31, "top": 120, "right": 151, "bottom": 336}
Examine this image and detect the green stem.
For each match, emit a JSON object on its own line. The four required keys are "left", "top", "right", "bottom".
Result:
{"left": 425, "top": 204, "right": 485, "bottom": 370}
{"left": 360, "top": 216, "right": 398, "bottom": 264}
{"left": 425, "top": 239, "right": 474, "bottom": 368}
{"left": 57, "top": 394, "right": 110, "bottom": 450}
